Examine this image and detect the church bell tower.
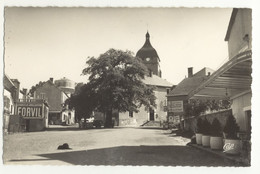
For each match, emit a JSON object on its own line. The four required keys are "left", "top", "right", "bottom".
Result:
{"left": 136, "top": 32, "right": 161, "bottom": 77}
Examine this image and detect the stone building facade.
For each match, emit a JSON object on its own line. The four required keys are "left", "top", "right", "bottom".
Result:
{"left": 32, "top": 77, "right": 75, "bottom": 125}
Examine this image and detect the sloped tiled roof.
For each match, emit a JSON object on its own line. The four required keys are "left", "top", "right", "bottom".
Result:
{"left": 4, "top": 74, "right": 16, "bottom": 91}
{"left": 143, "top": 75, "right": 173, "bottom": 88}
{"left": 193, "top": 67, "right": 214, "bottom": 77}
{"left": 168, "top": 76, "right": 209, "bottom": 97}
{"left": 167, "top": 67, "right": 214, "bottom": 97}
{"left": 32, "top": 79, "right": 69, "bottom": 98}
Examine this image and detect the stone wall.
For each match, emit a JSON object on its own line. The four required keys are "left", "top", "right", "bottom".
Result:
{"left": 184, "top": 109, "right": 232, "bottom": 132}
{"left": 8, "top": 115, "right": 24, "bottom": 133}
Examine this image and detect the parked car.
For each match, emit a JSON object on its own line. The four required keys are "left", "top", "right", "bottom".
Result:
{"left": 86, "top": 117, "right": 94, "bottom": 123}
{"left": 79, "top": 118, "right": 93, "bottom": 129}
{"left": 79, "top": 117, "right": 103, "bottom": 129}
{"left": 93, "top": 120, "right": 103, "bottom": 128}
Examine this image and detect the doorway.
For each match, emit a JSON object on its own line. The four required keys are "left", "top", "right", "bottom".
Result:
{"left": 149, "top": 108, "right": 154, "bottom": 121}
{"left": 245, "top": 110, "right": 251, "bottom": 140}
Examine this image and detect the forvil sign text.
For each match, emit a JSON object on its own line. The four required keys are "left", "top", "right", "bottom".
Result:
{"left": 17, "top": 106, "right": 43, "bottom": 118}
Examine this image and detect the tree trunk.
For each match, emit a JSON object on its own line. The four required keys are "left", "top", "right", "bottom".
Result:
{"left": 105, "top": 109, "right": 113, "bottom": 128}
{"left": 83, "top": 117, "right": 87, "bottom": 129}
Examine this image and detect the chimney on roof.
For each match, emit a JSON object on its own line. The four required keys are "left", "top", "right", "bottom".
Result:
{"left": 188, "top": 67, "right": 193, "bottom": 78}
{"left": 11, "top": 79, "right": 20, "bottom": 101}
{"left": 22, "top": 88, "right": 27, "bottom": 98}
{"left": 49, "top": 78, "right": 54, "bottom": 83}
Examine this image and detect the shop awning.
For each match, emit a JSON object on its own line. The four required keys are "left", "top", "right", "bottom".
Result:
{"left": 189, "top": 50, "right": 252, "bottom": 99}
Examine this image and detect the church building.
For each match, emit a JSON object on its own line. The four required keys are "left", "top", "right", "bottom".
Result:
{"left": 118, "top": 32, "right": 173, "bottom": 126}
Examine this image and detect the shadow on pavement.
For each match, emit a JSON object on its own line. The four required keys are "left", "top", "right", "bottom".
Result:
{"left": 9, "top": 158, "right": 56, "bottom": 162}
{"left": 9, "top": 145, "right": 238, "bottom": 166}
{"left": 170, "top": 129, "right": 194, "bottom": 139}
{"left": 46, "top": 128, "right": 83, "bottom": 131}
{"left": 138, "top": 127, "right": 163, "bottom": 130}
{"left": 46, "top": 126, "right": 137, "bottom": 132}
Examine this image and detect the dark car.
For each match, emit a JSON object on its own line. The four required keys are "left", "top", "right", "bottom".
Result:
{"left": 93, "top": 120, "right": 103, "bottom": 128}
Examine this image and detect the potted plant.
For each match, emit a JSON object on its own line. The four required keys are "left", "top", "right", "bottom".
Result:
{"left": 195, "top": 117, "right": 203, "bottom": 145}
{"left": 210, "top": 118, "right": 223, "bottom": 150}
{"left": 201, "top": 118, "right": 211, "bottom": 147}
{"left": 223, "top": 114, "right": 241, "bottom": 155}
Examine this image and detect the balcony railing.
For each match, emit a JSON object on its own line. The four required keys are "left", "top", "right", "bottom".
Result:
{"left": 17, "top": 99, "right": 49, "bottom": 106}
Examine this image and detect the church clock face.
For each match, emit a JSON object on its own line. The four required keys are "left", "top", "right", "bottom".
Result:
{"left": 146, "top": 57, "right": 151, "bottom": 62}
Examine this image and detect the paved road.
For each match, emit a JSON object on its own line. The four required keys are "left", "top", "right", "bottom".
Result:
{"left": 3, "top": 126, "right": 236, "bottom": 166}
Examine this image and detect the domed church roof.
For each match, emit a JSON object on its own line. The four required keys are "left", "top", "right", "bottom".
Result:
{"left": 136, "top": 32, "right": 160, "bottom": 62}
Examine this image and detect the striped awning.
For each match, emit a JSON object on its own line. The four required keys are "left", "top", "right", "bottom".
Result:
{"left": 189, "top": 50, "right": 252, "bottom": 99}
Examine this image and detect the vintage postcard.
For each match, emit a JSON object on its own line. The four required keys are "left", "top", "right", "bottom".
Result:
{"left": 1, "top": 0, "right": 259, "bottom": 174}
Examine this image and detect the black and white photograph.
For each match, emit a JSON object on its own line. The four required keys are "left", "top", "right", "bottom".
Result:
{"left": 1, "top": 0, "right": 259, "bottom": 173}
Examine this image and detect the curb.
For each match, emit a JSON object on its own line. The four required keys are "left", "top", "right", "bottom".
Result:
{"left": 188, "top": 143, "right": 250, "bottom": 166}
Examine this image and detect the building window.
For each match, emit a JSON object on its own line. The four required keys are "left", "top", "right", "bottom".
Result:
{"left": 63, "top": 114, "right": 66, "bottom": 121}
{"left": 11, "top": 105, "right": 13, "bottom": 114}
{"left": 40, "top": 93, "right": 45, "bottom": 99}
{"left": 166, "top": 88, "right": 170, "bottom": 94}
{"left": 129, "top": 111, "right": 133, "bottom": 118}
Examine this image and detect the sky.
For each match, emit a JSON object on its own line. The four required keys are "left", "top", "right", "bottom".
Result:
{"left": 4, "top": 7, "right": 232, "bottom": 90}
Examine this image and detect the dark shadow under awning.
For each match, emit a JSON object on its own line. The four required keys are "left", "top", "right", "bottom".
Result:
{"left": 189, "top": 50, "right": 252, "bottom": 99}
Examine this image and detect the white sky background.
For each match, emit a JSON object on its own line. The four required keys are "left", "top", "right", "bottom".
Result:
{"left": 4, "top": 7, "right": 232, "bottom": 89}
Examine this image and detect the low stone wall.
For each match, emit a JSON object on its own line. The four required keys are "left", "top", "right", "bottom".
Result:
{"left": 119, "top": 118, "right": 138, "bottom": 126}
{"left": 184, "top": 109, "right": 232, "bottom": 133}
{"left": 8, "top": 115, "right": 25, "bottom": 133}
{"left": 183, "top": 117, "right": 196, "bottom": 132}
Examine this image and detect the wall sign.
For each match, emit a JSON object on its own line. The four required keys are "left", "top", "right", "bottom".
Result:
{"left": 168, "top": 101, "right": 183, "bottom": 112}
{"left": 16, "top": 106, "right": 43, "bottom": 119}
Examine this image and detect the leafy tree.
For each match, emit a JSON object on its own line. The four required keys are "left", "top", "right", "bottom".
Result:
{"left": 201, "top": 118, "right": 211, "bottom": 135}
{"left": 82, "top": 49, "right": 156, "bottom": 128}
{"left": 195, "top": 117, "right": 203, "bottom": 133}
{"left": 185, "top": 99, "right": 207, "bottom": 117}
{"left": 185, "top": 99, "right": 231, "bottom": 118}
{"left": 223, "top": 114, "right": 240, "bottom": 139}
{"left": 210, "top": 118, "right": 222, "bottom": 137}
{"left": 65, "top": 83, "right": 97, "bottom": 123}
{"left": 29, "top": 81, "right": 46, "bottom": 97}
